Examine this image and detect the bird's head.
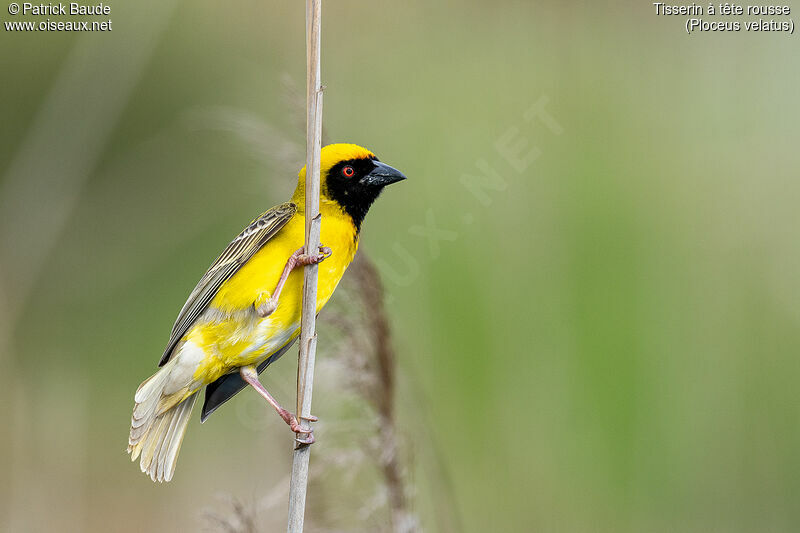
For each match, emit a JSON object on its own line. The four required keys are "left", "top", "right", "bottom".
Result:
{"left": 294, "top": 143, "right": 406, "bottom": 230}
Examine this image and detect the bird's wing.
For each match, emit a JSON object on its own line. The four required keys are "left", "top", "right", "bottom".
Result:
{"left": 158, "top": 202, "right": 297, "bottom": 366}
{"left": 200, "top": 336, "right": 297, "bottom": 422}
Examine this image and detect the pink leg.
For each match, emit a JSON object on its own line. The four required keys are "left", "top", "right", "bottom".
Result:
{"left": 256, "top": 245, "right": 332, "bottom": 317}
{"left": 239, "top": 365, "right": 317, "bottom": 444}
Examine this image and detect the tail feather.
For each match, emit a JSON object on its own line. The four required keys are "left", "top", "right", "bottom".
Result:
{"left": 130, "top": 361, "right": 174, "bottom": 439}
{"left": 156, "top": 394, "right": 195, "bottom": 481}
{"left": 128, "top": 362, "right": 198, "bottom": 482}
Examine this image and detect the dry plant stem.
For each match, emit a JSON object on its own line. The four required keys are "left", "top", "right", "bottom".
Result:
{"left": 353, "top": 256, "right": 415, "bottom": 532}
{"left": 287, "top": 0, "right": 323, "bottom": 531}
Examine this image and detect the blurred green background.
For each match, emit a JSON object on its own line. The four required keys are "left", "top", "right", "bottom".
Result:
{"left": 2, "top": 1, "right": 799, "bottom": 531}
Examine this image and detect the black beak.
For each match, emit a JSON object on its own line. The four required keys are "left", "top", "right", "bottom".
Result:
{"left": 361, "top": 161, "right": 407, "bottom": 187}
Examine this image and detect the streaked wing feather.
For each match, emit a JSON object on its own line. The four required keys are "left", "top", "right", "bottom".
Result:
{"left": 158, "top": 202, "right": 297, "bottom": 366}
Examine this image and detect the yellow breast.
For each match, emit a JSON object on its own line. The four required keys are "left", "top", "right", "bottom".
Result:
{"left": 188, "top": 201, "right": 358, "bottom": 383}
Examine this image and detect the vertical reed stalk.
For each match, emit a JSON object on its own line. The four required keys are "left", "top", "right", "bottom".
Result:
{"left": 287, "top": 1, "right": 323, "bottom": 531}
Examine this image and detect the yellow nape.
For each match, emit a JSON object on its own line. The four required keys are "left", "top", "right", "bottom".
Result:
{"left": 293, "top": 143, "right": 376, "bottom": 203}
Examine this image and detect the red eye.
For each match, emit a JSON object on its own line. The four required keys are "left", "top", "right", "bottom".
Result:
{"left": 342, "top": 166, "right": 355, "bottom": 178}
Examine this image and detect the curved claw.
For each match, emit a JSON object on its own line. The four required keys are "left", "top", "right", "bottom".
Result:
{"left": 287, "top": 413, "right": 315, "bottom": 431}
{"left": 289, "top": 418, "right": 315, "bottom": 445}
{"left": 295, "top": 434, "right": 315, "bottom": 445}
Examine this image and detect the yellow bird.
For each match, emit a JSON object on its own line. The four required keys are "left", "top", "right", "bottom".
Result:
{"left": 127, "top": 143, "right": 406, "bottom": 482}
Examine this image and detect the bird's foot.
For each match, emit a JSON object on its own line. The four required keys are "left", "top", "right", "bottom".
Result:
{"left": 279, "top": 408, "right": 317, "bottom": 445}
{"left": 256, "top": 246, "right": 332, "bottom": 319}
{"left": 298, "top": 244, "right": 332, "bottom": 266}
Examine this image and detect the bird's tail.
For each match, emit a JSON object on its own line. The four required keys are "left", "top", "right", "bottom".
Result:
{"left": 127, "top": 362, "right": 198, "bottom": 483}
